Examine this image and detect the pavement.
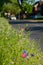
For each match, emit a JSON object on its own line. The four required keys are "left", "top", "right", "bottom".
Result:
{"left": 9, "top": 20, "right": 43, "bottom": 51}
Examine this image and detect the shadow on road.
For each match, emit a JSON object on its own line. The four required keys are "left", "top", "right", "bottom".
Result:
{"left": 9, "top": 20, "right": 43, "bottom": 24}
{"left": 25, "top": 26, "right": 43, "bottom": 31}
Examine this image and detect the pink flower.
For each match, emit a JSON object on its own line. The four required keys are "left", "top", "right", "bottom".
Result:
{"left": 22, "top": 53, "right": 27, "bottom": 58}
{"left": 21, "top": 28, "right": 24, "bottom": 32}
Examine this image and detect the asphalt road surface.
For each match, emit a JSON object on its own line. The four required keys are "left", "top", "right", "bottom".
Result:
{"left": 9, "top": 20, "right": 43, "bottom": 51}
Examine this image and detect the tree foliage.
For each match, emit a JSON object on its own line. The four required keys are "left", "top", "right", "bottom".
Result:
{"left": 22, "top": 1, "right": 33, "bottom": 13}
{"left": 0, "top": 0, "right": 11, "bottom": 11}
{"left": 0, "top": 0, "right": 20, "bottom": 15}
{"left": 3, "top": 3, "right": 20, "bottom": 15}
{"left": 0, "top": 0, "right": 34, "bottom": 15}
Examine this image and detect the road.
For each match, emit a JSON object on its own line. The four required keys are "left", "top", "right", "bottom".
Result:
{"left": 9, "top": 20, "right": 43, "bottom": 51}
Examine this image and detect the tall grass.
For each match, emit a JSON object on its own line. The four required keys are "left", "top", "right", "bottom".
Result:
{"left": 0, "top": 17, "right": 43, "bottom": 65}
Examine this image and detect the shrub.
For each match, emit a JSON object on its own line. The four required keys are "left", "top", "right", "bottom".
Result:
{"left": 3, "top": 3, "right": 20, "bottom": 15}
{"left": 22, "top": 2, "right": 33, "bottom": 13}
{"left": 0, "top": 17, "right": 43, "bottom": 65}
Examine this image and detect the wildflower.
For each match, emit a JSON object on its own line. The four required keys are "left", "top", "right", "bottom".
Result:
{"left": 21, "top": 27, "right": 24, "bottom": 32}
{"left": 22, "top": 53, "right": 27, "bottom": 58}
{"left": 10, "top": 61, "right": 14, "bottom": 64}
{"left": 31, "top": 54, "right": 34, "bottom": 57}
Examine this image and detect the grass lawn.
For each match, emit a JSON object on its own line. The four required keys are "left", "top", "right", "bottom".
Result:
{"left": 0, "top": 17, "right": 43, "bottom": 65}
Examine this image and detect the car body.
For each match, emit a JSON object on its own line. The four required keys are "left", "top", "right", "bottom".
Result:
{"left": 8, "top": 15, "right": 16, "bottom": 20}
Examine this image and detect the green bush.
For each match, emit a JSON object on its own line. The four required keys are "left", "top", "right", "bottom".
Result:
{"left": 22, "top": 2, "right": 33, "bottom": 13}
{"left": 3, "top": 3, "right": 20, "bottom": 15}
{"left": 0, "top": 17, "right": 43, "bottom": 65}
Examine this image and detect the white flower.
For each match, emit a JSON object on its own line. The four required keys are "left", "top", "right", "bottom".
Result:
{"left": 10, "top": 61, "right": 14, "bottom": 64}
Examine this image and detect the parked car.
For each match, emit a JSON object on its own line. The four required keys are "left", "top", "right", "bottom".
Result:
{"left": 8, "top": 15, "right": 16, "bottom": 20}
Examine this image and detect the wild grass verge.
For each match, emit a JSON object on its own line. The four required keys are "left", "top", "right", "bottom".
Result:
{"left": 0, "top": 17, "right": 43, "bottom": 65}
